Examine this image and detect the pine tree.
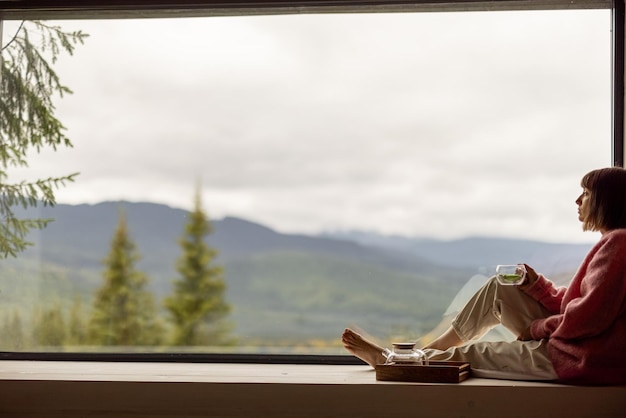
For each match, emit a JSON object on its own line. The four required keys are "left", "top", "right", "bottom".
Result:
{"left": 32, "top": 303, "right": 67, "bottom": 347}
{"left": 88, "top": 211, "right": 163, "bottom": 346}
{"left": 67, "top": 297, "right": 88, "bottom": 346}
{"left": 0, "top": 309, "right": 25, "bottom": 350}
{"left": 164, "top": 188, "right": 232, "bottom": 346}
{"left": 1, "top": 21, "right": 88, "bottom": 258}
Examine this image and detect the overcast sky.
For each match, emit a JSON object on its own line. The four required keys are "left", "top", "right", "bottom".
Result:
{"left": 3, "top": 9, "right": 612, "bottom": 243}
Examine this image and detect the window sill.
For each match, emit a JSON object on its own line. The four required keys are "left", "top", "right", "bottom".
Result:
{"left": 0, "top": 361, "right": 625, "bottom": 417}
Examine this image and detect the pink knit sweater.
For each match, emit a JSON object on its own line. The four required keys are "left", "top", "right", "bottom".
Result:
{"left": 525, "top": 228, "right": 626, "bottom": 385}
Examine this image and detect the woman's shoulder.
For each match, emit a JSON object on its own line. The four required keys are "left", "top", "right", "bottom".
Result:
{"left": 602, "top": 228, "right": 626, "bottom": 240}
{"left": 595, "top": 228, "right": 626, "bottom": 250}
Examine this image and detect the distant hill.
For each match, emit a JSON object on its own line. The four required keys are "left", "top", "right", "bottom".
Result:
{"left": 3, "top": 201, "right": 592, "bottom": 342}
{"left": 321, "top": 230, "right": 593, "bottom": 279}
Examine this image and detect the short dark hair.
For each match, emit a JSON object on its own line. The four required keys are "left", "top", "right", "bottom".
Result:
{"left": 581, "top": 167, "right": 626, "bottom": 231}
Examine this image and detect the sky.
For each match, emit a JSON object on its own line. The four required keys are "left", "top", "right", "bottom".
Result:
{"left": 2, "top": 9, "right": 613, "bottom": 244}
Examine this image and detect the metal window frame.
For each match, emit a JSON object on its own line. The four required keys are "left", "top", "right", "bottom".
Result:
{"left": 613, "top": 0, "right": 625, "bottom": 166}
{"left": 0, "top": 0, "right": 623, "bottom": 364}
{"left": 0, "top": 0, "right": 616, "bottom": 20}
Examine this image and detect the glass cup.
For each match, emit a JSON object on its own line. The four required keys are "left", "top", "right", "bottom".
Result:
{"left": 495, "top": 264, "right": 526, "bottom": 285}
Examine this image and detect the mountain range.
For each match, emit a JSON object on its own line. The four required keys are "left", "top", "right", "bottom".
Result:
{"left": 3, "top": 201, "right": 594, "bottom": 342}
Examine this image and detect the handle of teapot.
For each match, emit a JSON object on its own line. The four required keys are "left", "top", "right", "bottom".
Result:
{"left": 382, "top": 348, "right": 392, "bottom": 359}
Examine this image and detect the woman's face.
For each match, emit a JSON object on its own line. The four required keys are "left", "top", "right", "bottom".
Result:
{"left": 576, "top": 187, "right": 591, "bottom": 224}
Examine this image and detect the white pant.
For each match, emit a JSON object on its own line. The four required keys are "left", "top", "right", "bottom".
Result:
{"left": 423, "top": 276, "right": 559, "bottom": 381}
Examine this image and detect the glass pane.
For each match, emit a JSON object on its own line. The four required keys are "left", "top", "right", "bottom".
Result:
{"left": 1, "top": 9, "right": 611, "bottom": 353}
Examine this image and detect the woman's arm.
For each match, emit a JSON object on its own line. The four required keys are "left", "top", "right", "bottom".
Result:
{"left": 518, "top": 264, "right": 566, "bottom": 314}
{"left": 530, "top": 231, "right": 626, "bottom": 340}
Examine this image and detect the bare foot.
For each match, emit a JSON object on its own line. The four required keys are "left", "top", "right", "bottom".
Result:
{"left": 341, "top": 328, "right": 386, "bottom": 367}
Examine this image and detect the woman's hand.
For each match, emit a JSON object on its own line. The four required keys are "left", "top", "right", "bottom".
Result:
{"left": 517, "top": 326, "right": 534, "bottom": 341}
{"left": 517, "top": 264, "right": 538, "bottom": 290}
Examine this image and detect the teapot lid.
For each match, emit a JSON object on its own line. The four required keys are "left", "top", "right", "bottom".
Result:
{"left": 392, "top": 342, "right": 416, "bottom": 349}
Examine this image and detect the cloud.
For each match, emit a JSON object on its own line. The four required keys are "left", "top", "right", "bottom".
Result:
{"left": 5, "top": 10, "right": 610, "bottom": 244}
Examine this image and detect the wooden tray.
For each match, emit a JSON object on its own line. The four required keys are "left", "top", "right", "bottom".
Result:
{"left": 375, "top": 361, "right": 471, "bottom": 383}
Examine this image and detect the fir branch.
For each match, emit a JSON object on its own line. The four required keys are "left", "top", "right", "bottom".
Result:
{"left": 0, "top": 21, "right": 25, "bottom": 52}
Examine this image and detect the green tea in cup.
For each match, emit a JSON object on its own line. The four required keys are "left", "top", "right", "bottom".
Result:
{"left": 495, "top": 264, "right": 526, "bottom": 285}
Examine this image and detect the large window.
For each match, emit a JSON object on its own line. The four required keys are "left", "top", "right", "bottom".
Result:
{"left": 0, "top": 7, "right": 613, "bottom": 355}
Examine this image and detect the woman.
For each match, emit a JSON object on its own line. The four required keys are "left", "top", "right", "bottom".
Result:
{"left": 342, "top": 167, "right": 626, "bottom": 385}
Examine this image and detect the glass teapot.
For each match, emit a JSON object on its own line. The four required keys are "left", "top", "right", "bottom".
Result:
{"left": 382, "top": 342, "right": 429, "bottom": 365}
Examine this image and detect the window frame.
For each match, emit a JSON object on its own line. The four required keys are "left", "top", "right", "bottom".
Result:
{"left": 613, "top": 0, "right": 625, "bottom": 166}
{"left": 0, "top": 0, "right": 622, "bottom": 364}
{"left": 0, "top": 0, "right": 615, "bottom": 19}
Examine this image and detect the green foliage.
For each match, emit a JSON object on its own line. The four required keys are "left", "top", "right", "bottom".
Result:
{"left": 164, "top": 188, "right": 233, "bottom": 346}
{"left": 32, "top": 302, "right": 67, "bottom": 346}
{"left": 29, "top": 299, "right": 89, "bottom": 348}
{"left": 88, "top": 211, "right": 163, "bottom": 346}
{"left": 67, "top": 298, "right": 89, "bottom": 345}
{"left": 0, "top": 229, "right": 469, "bottom": 349}
{"left": 0, "top": 21, "right": 87, "bottom": 258}
{"left": 0, "top": 309, "right": 25, "bottom": 350}
{"left": 0, "top": 201, "right": 477, "bottom": 350}
{"left": 226, "top": 251, "right": 462, "bottom": 340}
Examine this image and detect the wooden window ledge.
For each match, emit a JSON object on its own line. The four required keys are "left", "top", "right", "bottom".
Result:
{"left": 0, "top": 361, "right": 625, "bottom": 417}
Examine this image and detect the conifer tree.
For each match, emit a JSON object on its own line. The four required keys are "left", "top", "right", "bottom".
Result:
{"left": 164, "top": 188, "right": 232, "bottom": 346}
{"left": 1, "top": 21, "right": 88, "bottom": 258}
{"left": 88, "top": 211, "right": 163, "bottom": 346}
{"left": 67, "top": 297, "right": 88, "bottom": 346}
{"left": 32, "top": 303, "right": 67, "bottom": 347}
{"left": 0, "top": 309, "right": 25, "bottom": 350}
